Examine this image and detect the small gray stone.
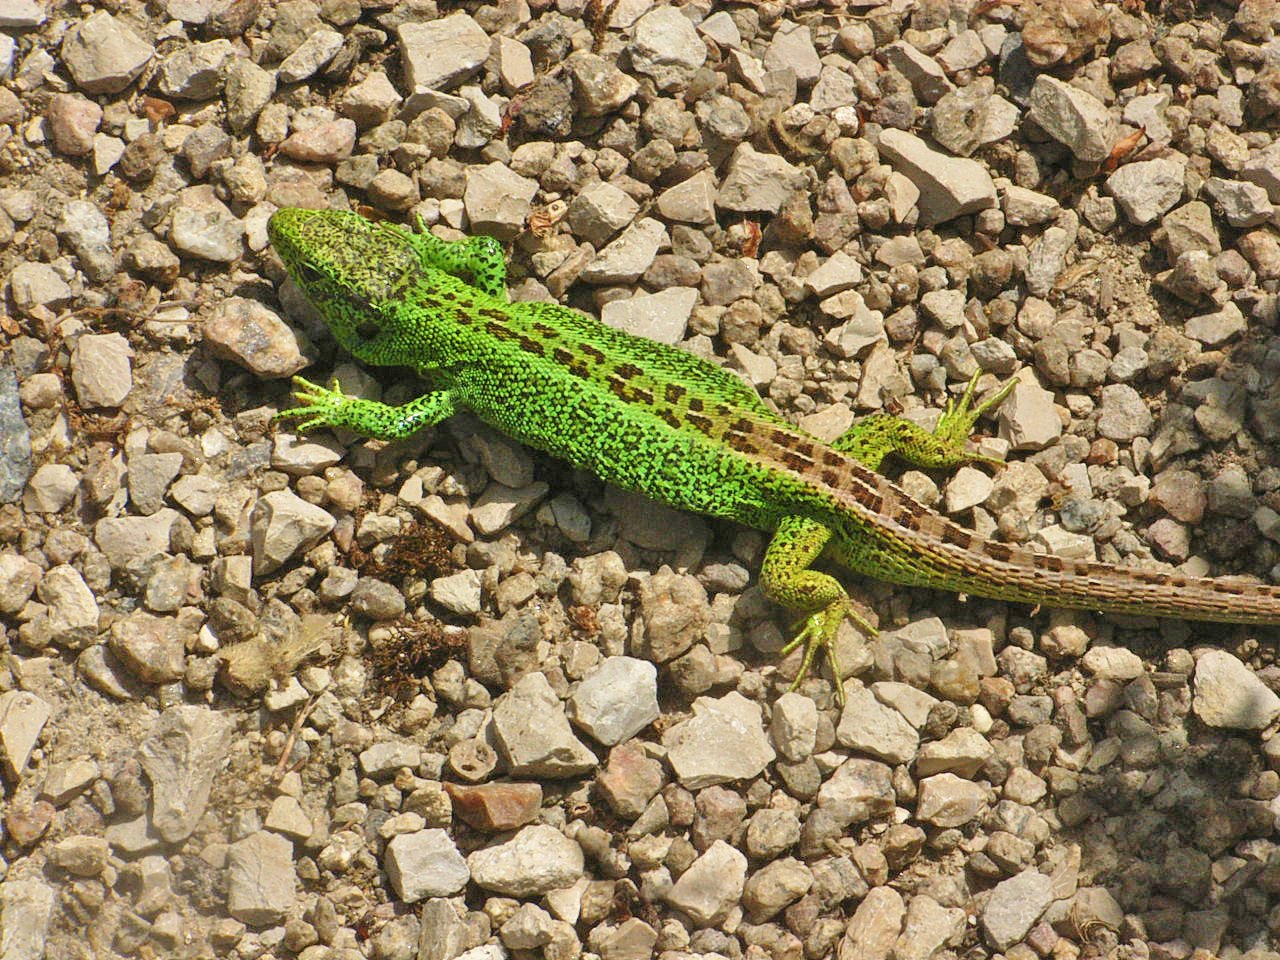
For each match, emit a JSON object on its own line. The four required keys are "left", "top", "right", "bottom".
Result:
{"left": 170, "top": 194, "right": 243, "bottom": 262}
{"left": 359, "top": 740, "right": 421, "bottom": 778}
{"left": 278, "top": 29, "right": 343, "bottom": 84}
{"left": 227, "top": 831, "right": 296, "bottom": 926}
{"left": 0, "top": 0, "right": 46, "bottom": 27}
{"left": 155, "top": 38, "right": 232, "bottom": 100}
{"left": 566, "top": 51, "right": 639, "bottom": 117}
{"left": 717, "top": 144, "right": 807, "bottom": 215}
{"left": 916, "top": 773, "right": 986, "bottom": 828}
{"left": 836, "top": 686, "right": 918, "bottom": 764}
{"left": 838, "top": 886, "right": 904, "bottom": 960}
{"left": 208, "top": 296, "right": 313, "bottom": 378}
{"left": 665, "top": 840, "right": 747, "bottom": 926}
{"left": 138, "top": 705, "right": 234, "bottom": 842}
{"left": 250, "top": 490, "right": 335, "bottom": 575}
{"left": 463, "top": 163, "right": 538, "bottom": 241}
{"left": 568, "top": 657, "right": 660, "bottom": 746}
{"left": 896, "top": 895, "right": 966, "bottom": 960}
{"left": 71, "top": 332, "right": 133, "bottom": 408}
{"left": 1028, "top": 75, "right": 1115, "bottom": 163}
{"left": 566, "top": 181, "right": 639, "bottom": 247}
{"left": 23, "top": 463, "right": 77, "bottom": 513}
{"left": 877, "top": 129, "right": 997, "bottom": 225}
{"left": 915, "top": 728, "right": 994, "bottom": 778}
{"left": 0, "top": 362, "right": 31, "bottom": 504}
{"left": 764, "top": 22, "right": 821, "bottom": 85}
{"left": 1241, "top": 141, "right": 1280, "bottom": 202}
{"left": 470, "top": 481, "right": 548, "bottom": 536}
{"left": 770, "top": 691, "right": 818, "bottom": 762}
{"left": 664, "top": 692, "right": 776, "bottom": 789}
{"left": 1182, "top": 302, "right": 1244, "bottom": 348}
{"left": 816, "top": 758, "right": 895, "bottom": 826}
{"left": 1106, "top": 157, "right": 1186, "bottom": 225}
{"left": 981, "top": 869, "right": 1054, "bottom": 950}
{"left": 884, "top": 41, "right": 952, "bottom": 104}
{"left": 657, "top": 170, "right": 718, "bottom": 225}
{"left": 629, "top": 6, "right": 706, "bottom": 90}
{"left": 0, "top": 880, "right": 55, "bottom": 960}
{"left": 1204, "top": 177, "right": 1273, "bottom": 228}
{"left": 38, "top": 563, "right": 99, "bottom": 647}
{"left": 0, "top": 690, "right": 51, "bottom": 779}
{"left": 493, "top": 672, "right": 597, "bottom": 777}
{"left": 601, "top": 288, "right": 697, "bottom": 346}
{"left": 386, "top": 830, "right": 470, "bottom": 901}
{"left": 399, "top": 13, "right": 490, "bottom": 92}
{"left": 581, "top": 218, "right": 667, "bottom": 284}
{"left": 1193, "top": 650, "right": 1280, "bottom": 730}
{"left": 58, "top": 199, "right": 115, "bottom": 281}
{"left": 429, "top": 568, "right": 482, "bottom": 615}
{"left": 60, "top": 11, "right": 153, "bottom": 94}
{"left": 127, "top": 452, "right": 183, "bottom": 516}
{"left": 1096, "top": 384, "right": 1153, "bottom": 442}
{"left": 109, "top": 612, "right": 183, "bottom": 684}
{"left": 0, "top": 553, "right": 39, "bottom": 614}
{"left": 742, "top": 855, "right": 808, "bottom": 926}
{"left": 468, "top": 823, "right": 585, "bottom": 897}
{"left": 997, "top": 381, "right": 1062, "bottom": 450}
{"left": 9, "top": 262, "right": 72, "bottom": 313}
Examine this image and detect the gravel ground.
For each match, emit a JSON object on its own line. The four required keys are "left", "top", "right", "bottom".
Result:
{"left": 2, "top": 0, "right": 1280, "bottom": 958}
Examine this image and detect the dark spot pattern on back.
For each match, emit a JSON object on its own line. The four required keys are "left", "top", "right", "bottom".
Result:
{"left": 686, "top": 413, "right": 712, "bottom": 434}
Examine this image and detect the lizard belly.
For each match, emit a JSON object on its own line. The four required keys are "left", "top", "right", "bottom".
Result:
{"left": 455, "top": 358, "right": 779, "bottom": 529}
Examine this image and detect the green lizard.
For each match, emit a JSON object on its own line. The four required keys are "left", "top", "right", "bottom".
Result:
{"left": 268, "top": 207, "right": 1280, "bottom": 703}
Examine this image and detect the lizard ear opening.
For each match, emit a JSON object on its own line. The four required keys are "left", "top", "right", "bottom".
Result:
{"left": 354, "top": 320, "right": 381, "bottom": 343}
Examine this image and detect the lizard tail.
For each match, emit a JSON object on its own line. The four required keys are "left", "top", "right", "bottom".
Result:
{"left": 919, "top": 538, "right": 1280, "bottom": 624}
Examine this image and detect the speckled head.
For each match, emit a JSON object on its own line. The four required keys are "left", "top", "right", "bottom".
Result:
{"left": 268, "top": 207, "right": 421, "bottom": 361}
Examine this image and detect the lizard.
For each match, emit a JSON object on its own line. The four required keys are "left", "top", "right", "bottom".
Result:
{"left": 267, "top": 206, "right": 1280, "bottom": 704}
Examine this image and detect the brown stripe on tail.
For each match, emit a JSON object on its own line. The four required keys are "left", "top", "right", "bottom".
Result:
{"left": 737, "top": 418, "right": 1280, "bottom": 624}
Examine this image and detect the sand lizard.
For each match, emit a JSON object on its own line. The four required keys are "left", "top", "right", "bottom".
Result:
{"left": 267, "top": 207, "right": 1280, "bottom": 703}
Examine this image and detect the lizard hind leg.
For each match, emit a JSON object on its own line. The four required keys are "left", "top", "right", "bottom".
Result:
{"left": 762, "top": 515, "right": 876, "bottom": 705}
{"left": 832, "top": 370, "right": 1016, "bottom": 471}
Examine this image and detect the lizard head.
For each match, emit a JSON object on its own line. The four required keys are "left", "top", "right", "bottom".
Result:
{"left": 268, "top": 207, "right": 420, "bottom": 364}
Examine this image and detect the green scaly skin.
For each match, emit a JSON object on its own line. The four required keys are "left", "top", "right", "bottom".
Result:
{"left": 268, "top": 208, "right": 1280, "bottom": 705}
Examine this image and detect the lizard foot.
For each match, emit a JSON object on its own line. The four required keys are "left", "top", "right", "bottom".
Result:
{"left": 780, "top": 598, "right": 878, "bottom": 706}
{"left": 934, "top": 370, "right": 1017, "bottom": 469}
{"left": 274, "top": 376, "right": 350, "bottom": 434}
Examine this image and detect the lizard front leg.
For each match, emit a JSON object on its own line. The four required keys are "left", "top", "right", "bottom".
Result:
{"left": 762, "top": 515, "right": 876, "bottom": 705}
{"left": 834, "top": 370, "right": 1015, "bottom": 471}
{"left": 275, "top": 376, "right": 458, "bottom": 440}
{"left": 405, "top": 218, "right": 509, "bottom": 300}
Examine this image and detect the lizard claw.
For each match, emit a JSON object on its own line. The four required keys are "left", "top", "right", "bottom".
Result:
{"left": 781, "top": 598, "right": 878, "bottom": 706}
{"left": 935, "top": 370, "right": 1016, "bottom": 471}
{"left": 274, "top": 376, "right": 347, "bottom": 434}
